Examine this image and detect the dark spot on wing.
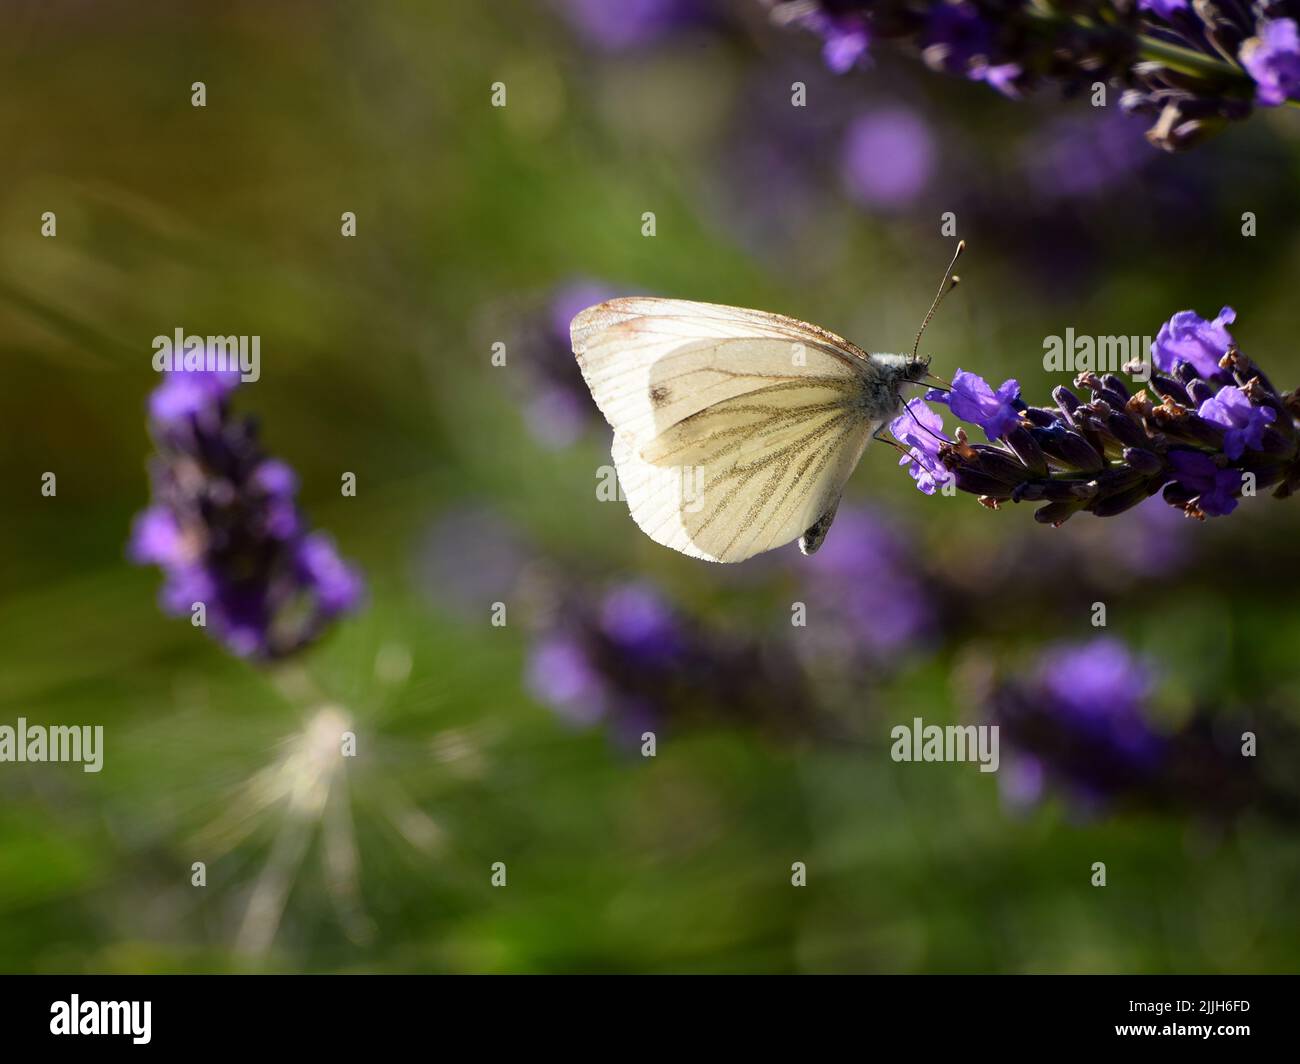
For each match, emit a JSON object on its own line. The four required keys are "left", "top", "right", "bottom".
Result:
{"left": 649, "top": 385, "right": 670, "bottom": 407}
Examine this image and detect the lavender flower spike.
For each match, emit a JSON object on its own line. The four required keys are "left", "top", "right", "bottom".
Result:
{"left": 911, "top": 306, "right": 1300, "bottom": 523}
{"left": 129, "top": 368, "right": 364, "bottom": 659}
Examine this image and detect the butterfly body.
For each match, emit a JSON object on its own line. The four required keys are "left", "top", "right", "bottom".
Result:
{"left": 570, "top": 296, "right": 931, "bottom": 563}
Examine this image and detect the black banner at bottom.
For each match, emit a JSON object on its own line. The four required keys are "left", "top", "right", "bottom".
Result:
{"left": 0, "top": 974, "right": 1288, "bottom": 1051}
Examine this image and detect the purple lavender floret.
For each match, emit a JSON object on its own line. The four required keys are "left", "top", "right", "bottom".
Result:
{"left": 889, "top": 398, "right": 953, "bottom": 495}
{"left": 1167, "top": 450, "right": 1241, "bottom": 516}
{"left": 912, "top": 305, "right": 1300, "bottom": 524}
{"left": 1150, "top": 306, "right": 1236, "bottom": 378}
{"left": 1197, "top": 385, "right": 1276, "bottom": 460}
{"left": 129, "top": 369, "right": 364, "bottom": 660}
{"left": 930, "top": 368, "right": 1021, "bottom": 441}
{"left": 1240, "top": 18, "right": 1300, "bottom": 106}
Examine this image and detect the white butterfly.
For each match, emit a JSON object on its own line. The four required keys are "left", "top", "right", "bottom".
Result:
{"left": 570, "top": 245, "right": 963, "bottom": 563}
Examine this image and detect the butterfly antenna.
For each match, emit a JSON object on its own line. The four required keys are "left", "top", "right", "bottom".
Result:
{"left": 911, "top": 239, "right": 965, "bottom": 362}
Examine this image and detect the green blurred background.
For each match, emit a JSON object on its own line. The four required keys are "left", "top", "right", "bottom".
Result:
{"left": 1, "top": 0, "right": 1299, "bottom": 973}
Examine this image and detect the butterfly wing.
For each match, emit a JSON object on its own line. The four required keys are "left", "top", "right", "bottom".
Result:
{"left": 571, "top": 297, "right": 880, "bottom": 563}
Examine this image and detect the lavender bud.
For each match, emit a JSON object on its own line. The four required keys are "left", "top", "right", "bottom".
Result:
{"left": 1104, "top": 408, "right": 1152, "bottom": 450}
{"left": 1034, "top": 501, "right": 1083, "bottom": 526}
{"left": 1148, "top": 374, "right": 1193, "bottom": 408}
{"left": 954, "top": 466, "right": 1015, "bottom": 499}
{"left": 1100, "top": 374, "right": 1132, "bottom": 403}
{"left": 1122, "top": 447, "right": 1164, "bottom": 476}
{"left": 1033, "top": 426, "right": 1105, "bottom": 473}
{"left": 1177, "top": 413, "right": 1229, "bottom": 449}
{"left": 1004, "top": 425, "right": 1049, "bottom": 478}
{"left": 1091, "top": 483, "right": 1157, "bottom": 517}
{"left": 1022, "top": 407, "right": 1060, "bottom": 428}
{"left": 1053, "top": 386, "right": 1082, "bottom": 425}
{"left": 971, "top": 445, "right": 1033, "bottom": 486}
{"left": 1013, "top": 479, "right": 1091, "bottom": 503}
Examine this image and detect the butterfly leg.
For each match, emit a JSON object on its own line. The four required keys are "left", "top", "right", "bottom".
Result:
{"left": 872, "top": 423, "right": 913, "bottom": 458}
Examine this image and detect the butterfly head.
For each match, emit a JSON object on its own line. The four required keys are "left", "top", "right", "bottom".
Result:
{"left": 903, "top": 352, "right": 931, "bottom": 383}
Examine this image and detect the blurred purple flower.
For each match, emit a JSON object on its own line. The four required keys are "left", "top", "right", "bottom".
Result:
{"left": 549, "top": 280, "right": 614, "bottom": 342}
{"left": 149, "top": 366, "right": 241, "bottom": 426}
{"left": 1108, "top": 494, "right": 1192, "bottom": 573}
{"left": 1138, "top": 0, "right": 1189, "bottom": 17}
{"left": 841, "top": 107, "right": 935, "bottom": 209}
{"left": 417, "top": 505, "right": 529, "bottom": 615}
{"left": 990, "top": 637, "right": 1165, "bottom": 814}
{"left": 791, "top": 10, "right": 872, "bottom": 73}
{"left": 517, "top": 279, "right": 618, "bottom": 448}
{"left": 599, "top": 583, "right": 684, "bottom": 664}
{"left": 972, "top": 61, "right": 1023, "bottom": 98}
{"left": 526, "top": 386, "right": 589, "bottom": 449}
{"left": 527, "top": 633, "right": 608, "bottom": 726}
{"left": 553, "top": 0, "right": 707, "bottom": 51}
{"left": 527, "top": 579, "right": 820, "bottom": 742}
{"left": 1241, "top": 19, "right": 1300, "bottom": 106}
{"left": 799, "top": 506, "right": 934, "bottom": 658}
{"left": 931, "top": 368, "right": 1021, "bottom": 441}
{"left": 1168, "top": 450, "right": 1240, "bottom": 516}
{"left": 130, "top": 369, "right": 364, "bottom": 660}
{"left": 998, "top": 754, "right": 1046, "bottom": 812}
{"left": 127, "top": 506, "right": 185, "bottom": 567}
{"left": 1040, "top": 638, "right": 1153, "bottom": 735}
{"left": 992, "top": 635, "right": 1300, "bottom": 822}
{"left": 1022, "top": 111, "right": 1151, "bottom": 201}
{"left": 778, "top": 0, "right": 1296, "bottom": 151}
{"left": 1150, "top": 306, "right": 1236, "bottom": 378}
{"left": 1197, "top": 384, "right": 1277, "bottom": 459}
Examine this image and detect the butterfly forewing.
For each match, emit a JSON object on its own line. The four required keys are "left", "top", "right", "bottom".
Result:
{"left": 571, "top": 297, "right": 883, "bottom": 563}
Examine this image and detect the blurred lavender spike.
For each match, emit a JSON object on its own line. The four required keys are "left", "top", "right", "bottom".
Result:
{"left": 990, "top": 637, "right": 1300, "bottom": 822}
{"left": 526, "top": 580, "right": 828, "bottom": 744}
{"left": 771, "top": 1, "right": 1300, "bottom": 150}
{"left": 129, "top": 367, "right": 365, "bottom": 660}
